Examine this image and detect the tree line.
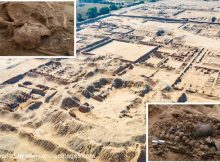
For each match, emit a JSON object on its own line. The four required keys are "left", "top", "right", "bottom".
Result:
{"left": 77, "top": 4, "right": 120, "bottom": 21}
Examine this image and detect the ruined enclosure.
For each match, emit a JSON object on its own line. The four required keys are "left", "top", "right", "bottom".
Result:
{"left": 148, "top": 104, "right": 220, "bottom": 161}
{"left": 0, "top": 58, "right": 146, "bottom": 162}
{"left": 0, "top": 2, "right": 74, "bottom": 56}
{"left": 87, "top": 40, "right": 158, "bottom": 62}
{"left": 77, "top": 0, "right": 220, "bottom": 102}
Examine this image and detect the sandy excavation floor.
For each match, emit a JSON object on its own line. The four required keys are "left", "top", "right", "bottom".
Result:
{"left": 0, "top": 58, "right": 146, "bottom": 162}
{"left": 148, "top": 104, "right": 220, "bottom": 161}
{"left": 0, "top": 2, "right": 74, "bottom": 56}
{"left": 90, "top": 40, "right": 157, "bottom": 62}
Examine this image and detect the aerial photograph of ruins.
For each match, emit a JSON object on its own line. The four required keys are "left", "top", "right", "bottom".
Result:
{"left": 0, "top": 58, "right": 146, "bottom": 162}
{"left": 0, "top": 1, "right": 74, "bottom": 56}
{"left": 148, "top": 104, "right": 220, "bottom": 161}
{"left": 77, "top": 0, "right": 220, "bottom": 102}
{"left": 2, "top": 0, "right": 220, "bottom": 161}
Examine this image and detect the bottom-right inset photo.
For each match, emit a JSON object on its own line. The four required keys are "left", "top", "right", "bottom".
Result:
{"left": 148, "top": 104, "right": 220, "bottom": 161}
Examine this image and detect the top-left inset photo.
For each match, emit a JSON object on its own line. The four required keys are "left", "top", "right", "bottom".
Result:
{"left": 0, "top": 1, "right": 74, "bottom": 56}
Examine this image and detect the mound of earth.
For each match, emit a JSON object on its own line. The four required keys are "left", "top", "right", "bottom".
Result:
{"left": 0, "top": 2, "right": 74, "bottom": 56}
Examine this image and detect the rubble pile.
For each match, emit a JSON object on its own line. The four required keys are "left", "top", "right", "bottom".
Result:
{"left": 150, "top": 109, "right": 220, "bottom": 160}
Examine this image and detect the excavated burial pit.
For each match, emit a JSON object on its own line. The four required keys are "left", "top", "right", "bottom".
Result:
{"left": 0, "top": 2, "right": 74, "bottom": 56}
{"left": 148, "top": 104, "right": 220, "bottom": 161}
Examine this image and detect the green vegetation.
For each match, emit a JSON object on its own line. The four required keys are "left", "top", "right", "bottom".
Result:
{"left": 86, "top": 6, "right": 110, "bottom": 20}
{"left": 77, "top": 3, "right": 118, "bottom": 22}
{"left": 99, "top": 7, "right": 110, "bottom": 14}
{"left": 77, "top": 0, "right": 159, "bottom": 22}
{"left": 109, "top": 4, "right": 118, "bottom": 10}
{"left": 147, "top": 0, "right": 158, "bottom": 2}
{"left": 87, "top": 7, "right": 98, "bottom": 18}
{"left": 77, "top": 13, "right": 84, "bottom": 21}
{"left": 211, "top": 16, "right": 217, "bottom": 23}
{"left": 77, "top": 3, "right": 110, "bottom": 21}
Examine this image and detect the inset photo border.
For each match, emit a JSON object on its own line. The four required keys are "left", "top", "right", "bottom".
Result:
{"left": 147, "top": 103, "right": 220, "bottom": 161}
{"left": 0, "top": 0, "right": 76, "bottom": 58}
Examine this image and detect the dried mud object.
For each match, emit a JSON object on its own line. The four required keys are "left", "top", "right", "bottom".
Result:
{"left": 0, "top": 17, "right": 12, "bottom": 27}
{"left": 193, "top": 123, "right": 214, "bottom": 137}
{"left": 0, "top": 2, "right": 74, "bottom": 56}
{"left": 13, "top": 22, "right": 51, "bottom": 49}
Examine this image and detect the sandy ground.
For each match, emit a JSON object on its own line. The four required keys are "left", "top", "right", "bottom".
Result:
{"left": 90, "top": 40, "right": 157, "bottom": 62}
{"left": 0, "top": 58, "right": 146, "bottom": 162}
{"left": 148, "top": 104, "right": 220, "bottom": 161}
{"left": 0, "top": 59, "right": 49, "bottom": 83}
{"left": 0, "top": 2, "right": 74, "bottom": 56}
